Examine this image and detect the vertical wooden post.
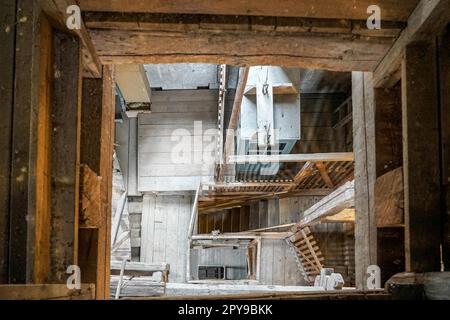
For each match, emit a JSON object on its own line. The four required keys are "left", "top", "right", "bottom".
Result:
{"left": 49, "top": 30, "right": 82, "bottom": 283}
{"left": 78, "top": 67, "right": 115, "bottom": 299}
{"left": 401, "top": 41, "right": 442, "bottom": 272}
{"left": 439, "top": 27, "right": 450, "bottom": 271}
{"left": 0, "top": 0, "right": 17, "bottom": 283}
{"left": 34, "top": 15, "right": 53, "bottom": 284}
{"left": 9, "top": 0, "right": 41, "bottom": 283}
{"left": 352, "top": 72, "right": 377, "bottom": 289}
{"left": 100, "top": 66, "right": 115, "bottom": 299}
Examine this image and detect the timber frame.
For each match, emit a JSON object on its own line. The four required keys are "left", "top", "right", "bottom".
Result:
{"left": 0, "top": 0, "right": 449, "bottom": 299}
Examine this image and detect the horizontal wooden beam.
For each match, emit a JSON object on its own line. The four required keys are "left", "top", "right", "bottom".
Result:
{"left": 79, "top": 0, "right": 417, "bottom": 21}
{"left": 0, "top": 284, "right": 95, "bottom": 300}
{"left": 85, "top": 13, "right": 398, "bottom": 72}
{"left": 228, "top": 153, "right": 354, "bottom": 164}
{"left": 374, "top": 0, "right": 450, "bottom": 87}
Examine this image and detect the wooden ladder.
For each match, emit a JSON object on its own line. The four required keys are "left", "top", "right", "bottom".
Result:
{"left": 286, "top": 226, "right": 324, "bottom": 284}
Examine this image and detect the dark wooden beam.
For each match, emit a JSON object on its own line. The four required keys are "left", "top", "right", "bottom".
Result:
{"left": 79, "top": 0, "right": 418, "bottom": 21}
{"left": 352, "top": 72, "right": 377, "bottom": 289}
{"left": 9, "top": 0, "right": 42, "bottom": 284}
{"left": 439, "top": 26, "right": 450, "bottom": 271}
{"left": 374, "top": 0, "right": 450, "bottom": 87}
{"left": 49, "top": 29, "right": 82, "bottom": 283}
{"left": 85, "top": 13, "right": 397, "bottom": 71}
{"left": 401, "top": 41, "right": 441, "bottom": 272}
{"left": 0, "top": 0, "right": 16, "bottom": 284}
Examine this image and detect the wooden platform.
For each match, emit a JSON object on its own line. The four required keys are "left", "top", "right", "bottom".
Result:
{"left": 199, "top": 160, "right": 354, "bottom": 213}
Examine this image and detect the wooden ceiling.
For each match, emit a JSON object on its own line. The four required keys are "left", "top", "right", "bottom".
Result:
{"left": 78, "top": 0, "right": 419, "bottom": 21}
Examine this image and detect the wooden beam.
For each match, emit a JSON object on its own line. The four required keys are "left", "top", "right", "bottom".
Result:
{"left": 98, "top": 66, "right": 115, "bottom": 299}
{"left": 39, "top": 0, "right": 102, "bottom": 78}
{"left": 9, "top": 0, "right": 42, "bottom": 283}
{"left": 34, "top": 14, "right": 53, "bottom": 285}
{"left": 401, "top": 41, "right": 441, "bottom": 272}
{"left": 83, "top": 12, "right": 399, "bottom": 71}
{"left": 219, "top": 67, "right": 249, "bottom": 181}
{"left": 229, "top": 153, "right": 354, "bottom": 164}
{"left": 301, "top": 181, "right": 355, "bottom": 226}
{"left": 374, "top": 0, "right": 450, "bottom": 87}
{"left": 286, "top": 162, "right": 316, "bottom": 192}
{"left": 49, "top": 29, "right": 82, "bottom": 283}
{"left": 439, "top": 26, "right": 450, "bottom": 271}
{"left": 315, "top": 162, "right": 334, "bottom": 189}
{"left": 79, "top": 75, "right": 114, "bottom": 299}
{"left": 79, "top": 0, "right": 418, "bottom": 21}
{"left": 352, "top": 72, "right": 377, "bottom": 289}
{"left": 0, "top": 284, "right": 95, "bottom": 300}
{"left": 0, "top": 0, "right": 17, "bottom": 284}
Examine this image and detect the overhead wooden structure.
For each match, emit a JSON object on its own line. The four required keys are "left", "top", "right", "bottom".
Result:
{"left": 199, "top": 159, "right": 354, "bottom": 213}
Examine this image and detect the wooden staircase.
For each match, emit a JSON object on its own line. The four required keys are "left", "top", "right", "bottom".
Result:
{"left": 286, "top": 226, "right": 324, "bottom": 284}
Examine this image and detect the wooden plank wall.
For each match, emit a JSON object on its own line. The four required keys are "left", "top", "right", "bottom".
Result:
{"left": 260, "top": 238, "right": 305, "bottom": 286}
{"left": 141, "top": 194, "right": 192, "bottom": 283}
{"left": 138, "top": 90, "right": 218, "bottom": 192}
{"left": 34, "top": 15, "right": 53, "bottom": 284}
{"left": 292, "top": 93, "right": 348, "bottom": 154}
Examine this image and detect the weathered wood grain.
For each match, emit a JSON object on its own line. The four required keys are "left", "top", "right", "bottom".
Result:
{"left": 401, "top": 41, "right": 441, "bottom": 272}
{"left": 79, "top": 0, "right": 418, "bottom": 21}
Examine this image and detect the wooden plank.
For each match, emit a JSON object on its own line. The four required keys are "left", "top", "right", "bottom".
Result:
{"left": 79, "top": 165, "right": 102, "bottom": 227}
{"left": 0, "top": 284, "right": 95, "bottom": 300}
{"left": 401, "top": 41, "right": 441, "bottom": 272}
{"left": 229, "top": 153, "right": 354, "bottom": 164}
{"left": 374, "top": 0, "right": 450, "bottom": 87}
{"left": 34, "top": 15, "right": 53, "bottom": 284}
{"left": 81, "top": 78, "right": 103, "bottom": 175}
{"left": 79, "top": 0, "right": 418, "bottom": 21}
{"left": 301, "top": 181, "right": 355, "bottom": 226}
{"left": 89, "top": 28, "right": 393, "bottom": 72}
{"left": 230, "top": 208, "right": 240, "bottom": 232}
{"left": 9, "top": 0, "right": 42, "bottom": 283}
{"left": 239, "top": 206, "right": 250, "bottom": 231}
{"left": 49, "top": 29, "right": 82, "bottom": 283}
{"left": 315, "top": 162, "right": 334, "bottom": 189}
{"left": 165, "top": 197, "right": 179, "bottom": 282}
{"left": 267, "top": 199, "right": 280, "bottom": 228}
{"left": 439, "top": 26, "right": 450, "bottom": 271}
{"left": 249, "top": 202, "right": 259, "bottom": 230}
{"left": 39, "top": 0, "right": 102, "bottom": 77}
{"left": 141, "top": 195, "right": 155, "bottom": 263}
{"left": 352, "top": 72, "right": 377, "bottom": 289}
{"left": 220, "top": 67, "right": 249, "bottom": 181}
{"left": 0, "top": 0, "right": 16, "bottom": 283}
{"left": 375, "top": 167, "right": 404, "bottom": 227}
